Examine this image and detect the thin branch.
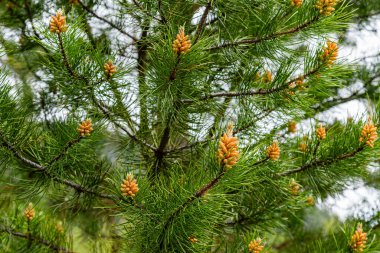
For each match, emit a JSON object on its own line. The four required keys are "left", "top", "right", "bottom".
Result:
{"left": 131, "top": 0, "right": 163, "bottom": 23}
{"left": 277, "top": 146, "right": 365, "bottom": 177}
{"left": 182, "top": 67, "right": 320, "bottom": 103}
{"left": 193, "top": 1, "right": 212, "bottom": 44}
{"left": 55, "top": 32, "right": 156, "bottom": 152}
{"left": 157, "top": 0, "right": 167, "bottom": 24}
{"left": 57, "top": 34, "right": 76, "bottom": 77}
{"left": 77, "top": 0, "right": 138, "bottom": 41}
{"left": 163, "top": 109, "right": 274, "bottom": 154}
{"left": 0, "top": 132, "right": 44, "bottom": 171}
{"left": 91, "top": 96, "right": 157, "bottom": 151}
{"left": 159, "top": 170, "right": 226, "bottom": 248}
{"left": 0, "top": 130, "right": 116, "bottom": 200}
{"left": 48, "top": 136, "right": 82, "bottom": 166}
{"left": 152, "top": 57, "right": 182, "bottom": 175}
{"left": 209, "top": 16, "right": 319, "bottom": 50}
{"left": 0, "top": 225, "right": 76, "bottom": 253}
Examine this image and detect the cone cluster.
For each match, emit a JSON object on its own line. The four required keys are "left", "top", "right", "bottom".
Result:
{"left": 359, "top": 120, "right": 378, "bottom": 148}
{"left": 24, "top": 203, "right": 35, "bottom": 221}
{"left": 351, "top": 223, "right": 367, "bottom": 252}
{"left": 306, "top": 195, "right": 315, "bottom": 206}
{"left": 289, "top": 178, "right": 301, "bottom": 196}
{"left": 291, "top": 0, "right": 303, "bottom": 7}
{"left": 321, "top": 41, "right": 338, "bottom": 66}
{"left": 56, "top": 222, "right": 64, "bottom": 233}
{"left": 315, "top": 0, "right": 337, "bottom": 16}
{"left": 50, "top": 10, "right": 68, "bottom": 34}
{"left": 288, "top": 121, "right": 297, "bottom": 133}
{"left": 217, "top": 123, "right": 239, "bottom": 169}
{"left": 77, "top": 119, "right": 93, "bottom": 136}
{"left": 262, "top": 71, "right": 272, "bottom": 83}
{"left": 104, "top": 60, "right": 117, "bottom": 77}
{"left": 121, "top": 174, "right": 139, "bottom": 197}
{"left": 292, "top": 78, "right": 305, "bottom": 90}
{"left": 316, "top": 124, "right": 326, "bottom": 140}
{"left": 188, "top": 235, "right": 198, "bottom": 243}
{"left": 248, "top": 238, "right": 264, "bottom": 253}
{"left": 299, "top": 142, "right": 308, "bottom": 152}
{"left": 172, "top": 27, "right": 191, "bottom": 55}
{"left": 267, "top": 141, "right": 280, "bottom": 161}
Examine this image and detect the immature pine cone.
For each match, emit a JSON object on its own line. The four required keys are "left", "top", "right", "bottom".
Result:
{"left": 316, "top": 124, "right": 326, "bottom": 140}
{"left": 299, "top": 142, "right": 308, "bottom": 152}
{"left": 306, "top": 195, "right": 315, "bottom": 206}
{"left": 288, "top": 121, "right": 297, "bottom": 133}
{"left": 188, "top": 235, "right": 198, "bottom": 243}
{"left": 351, "top": 223, "right": 367, "bottom": 252}
{"left": 289, "top": 178, "right": 301, "bottom": 196}
{"left": 24, "top": 203, "right": 35, "bottom": 221}
{"left": 291, "top": 0, "right": 303, "bottom": 7}
{"left": 359, "top": 120, "right": 378, "bottom": 148}
{"left": 104, "top": 60, "right": 117, "bottom": 77}
{"left": 262, "top": 71, "right": 272, "bottom": 83}
{"left": 69, "top": 0, "right": 79, "bottom": 4}
{"left": 217, "top": 122, "right": 239, "bottom": 169}
{"left": 172, "top": 27, "right": 191, "bottom": 55}
{"left": 248, "top": 238, "right": 264, "bottom": 253}
{"left": 77, "top": 119, "right": 93, "bottom": 136}
{"left": 50, "top": 10, "right": 68, "bottom": 34}
{"left": 267, "top": 141, "right": 280, "bottom": 161}
{"left": 321, "top": 40, "right": 338, "bottom": 66}
{"left": 315, "top": 0, "right": 337, "bottom": 16}
{"left": 121, "top": 174, "right": 139, "bottom": 197}
{"left": 56, "top": 221, "right": 64, "bottom": 233}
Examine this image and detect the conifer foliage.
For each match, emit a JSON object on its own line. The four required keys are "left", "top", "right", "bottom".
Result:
{"left": 0, "top": 0, "right": 379, "bottom": 252}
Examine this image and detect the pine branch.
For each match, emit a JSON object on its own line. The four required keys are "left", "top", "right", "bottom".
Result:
{"left": 159, "top": 170, "right": 226, "bottom": 248}
{"left": 131, "top": 0, "right": 164, "bottom": 23}
{"left": 209, "top": 16, "right": 319, "bottom": 50}
{"left": 47, "top": 136, "right": 83, "bottom": 166}
{"left": 57, "top": 34, "right": 76, "bottom": 77}
{"left": 157, "top": 0, "right": 167, "bottom": 24}
{"left": 91, "top": 96, "right": 157, "bottom": 151}
{"left": 193, "top": 1, "right": 212, "bottom": 44}
{"left": 182, "top": 67, "right": 320, "bottom": 103}
{"left": 277, "top": 146, "right": 365, "bottom": 177}
{"left": 54, "top": 33, "right": 156, "bottom": 152}
{"left": 77, "top": 0, "right": 138, "bottom": 42}
{"left": 0, "top": 225, "right": 75, "bottom": 253}
{"left": 163, "top": 109, "right": 274, "bottom": 154}
{"left": 152, "top": 57, "right": 183, "bottom": 175}
{"left": 0, "top": 129, "right": 116, "bottom": 200}
{"left": 0, "top": 131, "right": 44, "bottom": 171}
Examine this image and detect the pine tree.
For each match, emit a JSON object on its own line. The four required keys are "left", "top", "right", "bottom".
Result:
{"left": 0, "top": 0, "right": 379, "bottom": 252}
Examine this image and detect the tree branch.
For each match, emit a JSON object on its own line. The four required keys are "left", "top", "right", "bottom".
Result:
{"left": 163, "top": 109, "right": 274, "bottom": 154}
{"left": 0, "top": 130, "right": 116, "bottom": 200}
{"left": 77, "top": 0, "right": 138, "bottom": 41}
{"left": 209, "top": 16, "right": 319, "bottom": 50}
{"left": 193, "top": 1, "right": 212, "bottom": 44}
{"left": 182, "top": 67, "right": 320, "bottom": 103}
{"left": 277, "top": 146, "right": 365, "bottom": 177}
{"left": 0, "top": 225, "right": 76, "bottom": 253}
{"left": 55, "top": 31, "right": 156, "bottom": 152}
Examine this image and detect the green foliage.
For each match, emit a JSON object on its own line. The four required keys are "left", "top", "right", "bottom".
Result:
{"left": 0, "top": 0, "right": 379, "bottom": 252}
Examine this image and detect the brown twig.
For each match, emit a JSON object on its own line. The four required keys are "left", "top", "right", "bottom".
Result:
{"left": 209, "top": 16, "right": 319, "bottom": 50}
{"left": 77, "top": 0, "right": 138, "bottom": 41}
{"left": 0, "top": 225, "right": 76, "bottom": 253}
{"left": 277, "top": 146, "right": 365, "bottom": 177}
{"left": 182, "top": 67, "right": 320, "bottom": 103}
{"left": 193, "top": 1, "right": 212, "bottom": 44}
